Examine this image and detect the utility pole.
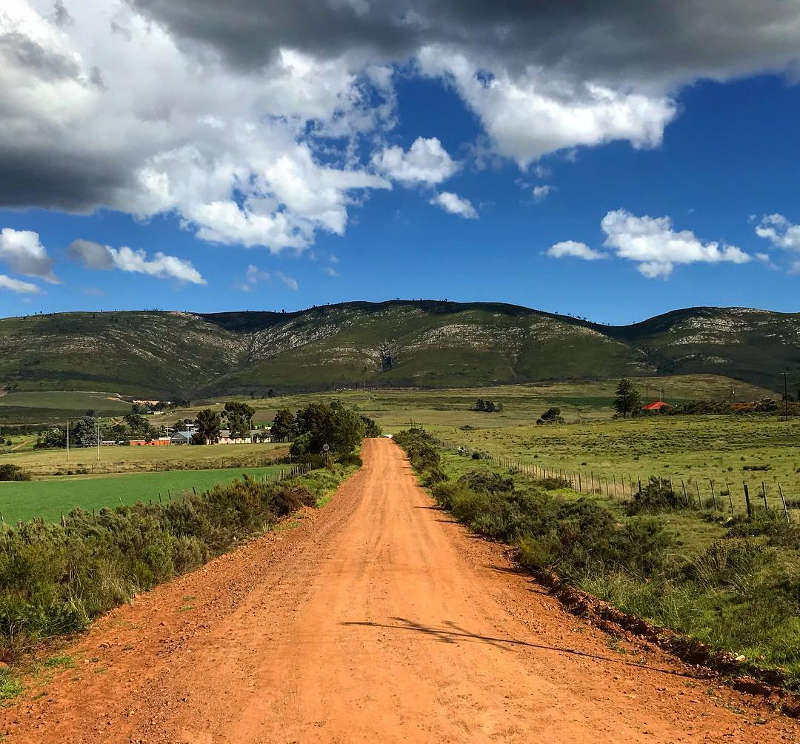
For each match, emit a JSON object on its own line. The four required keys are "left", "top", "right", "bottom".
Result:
{"left": 66, "top": 419, "right": 70, "bottom": 463}
{"left": 96, "top": 419, "right": 101, "bottom": 461}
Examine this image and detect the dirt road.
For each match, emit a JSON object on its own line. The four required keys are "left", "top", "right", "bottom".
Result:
{"left": 3, "top": 438, "right": 798, "bottom": 743}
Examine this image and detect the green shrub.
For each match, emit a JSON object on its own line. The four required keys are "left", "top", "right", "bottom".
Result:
{"left": 0, "top": 466, "right": 342, "bottom": 655}
{"left": 626, "top": 476, "right": 682, "bottom": 514}
{"left": 0, "top": 464, "right": 30, "bottom": 482}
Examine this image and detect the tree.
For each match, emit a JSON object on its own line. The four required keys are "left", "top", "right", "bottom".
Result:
{"left": 290, "top": 401, "right": 374, "bottom": 457}
{"left": 194, "top": 409, "right": 221, "bottom": 444}
{"left": 271, "top": 409, "right": 296, "bottom": 442}
{"left": 267, "top": 389, "right": 276, "bottom": 398}
{"left": 614, "top": 378, "right": 641, "bottom": 418}
{"left": 123, "top": 412, "right": 153, "bottom": 440}
{"left": 36, "top": 426, "right": 67, "bottom": 449}
{"left": 71, "top": 416, "right": 99, "bottom": 447}
{"left": 475, "top": 399, "right": 486, "bottom": 411}
{"left": 223, "top": 401, "right": 255, "bottom": 438}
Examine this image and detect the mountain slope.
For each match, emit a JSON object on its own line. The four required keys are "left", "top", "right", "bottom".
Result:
{"left": 0, "top": 302, "right": 796, "bottom": 396}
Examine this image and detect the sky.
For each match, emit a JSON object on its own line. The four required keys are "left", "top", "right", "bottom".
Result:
{"left": 1, "top": 1, "right": 800, "bottom": 325}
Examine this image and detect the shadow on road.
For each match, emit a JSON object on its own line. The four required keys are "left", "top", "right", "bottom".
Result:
{"left": 341, "top": 617, "right": 707, "bottom": 680}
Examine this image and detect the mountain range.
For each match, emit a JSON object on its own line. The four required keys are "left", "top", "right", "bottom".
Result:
{"left": 0, "top": 301, "right": 797, "bottom": 397}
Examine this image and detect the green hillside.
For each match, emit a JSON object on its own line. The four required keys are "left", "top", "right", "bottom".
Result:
{"left": 0, "top": 302, "right": 796, "bottom": 397}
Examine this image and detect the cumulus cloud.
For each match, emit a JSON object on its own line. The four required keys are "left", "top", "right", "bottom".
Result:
{"left": 533, "top": 185, "right": 554, "bottom": 203}
{"left": 68, "top": 239, "right": 206, "bottom": 284}
{"left": 0, "top": 274, "right": 40, "bottom": 293}
{"left": 754, "top": 213, "right": 800, "bottom": 273}
{"left": 372, "top": 136, "right": 457, "bottom": 185}
{"left": 601, "top": 209, "right": 751, "bottom": 278}
{"left": 547, "top": 240, "right": 606, "bottom": 261}
{"left": 0, "top": 228, "right": 57, "bottom": 282}
{"left": 430, "top": 192, "right": 478, "bottom": 219}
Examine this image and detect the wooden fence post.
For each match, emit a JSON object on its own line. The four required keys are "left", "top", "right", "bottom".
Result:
{"left": 710, "top": 481, "right": 717, "bottom": 511}
{"left": 761, "top": 482, "right": 769, "bottom": 511}
{"left": 725, "top": 481, "right": 733, "bottom": 513}
{"left": 778, "top": 484, "right": 790, "bottom": 524}
{"left": 743, "top": 483, "right": 752, "bottom": 520}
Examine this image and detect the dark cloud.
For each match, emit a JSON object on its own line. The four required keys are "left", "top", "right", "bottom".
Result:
{"left": 0, "top": 147, "right": 134, "bottom": 213}
{"left": 68, "top": 239, "right": 115, "bottom": 269}
{"left": 0, "top": 32, "right": 80, "bottom": 80}
{"left": 129, "top": 0, "right": 800, "bottom": 86}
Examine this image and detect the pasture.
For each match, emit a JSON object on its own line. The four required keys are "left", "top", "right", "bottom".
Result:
{"left": 0, "top": 464, "right": 288, "bottom": 524}
{"left": 0, "top": 390, "right": 132, "bottom": 424}
{"left": 0, "top": 442, "right": 288, "bottom": 477}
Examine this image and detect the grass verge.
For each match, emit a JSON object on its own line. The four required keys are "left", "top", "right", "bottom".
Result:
{"left": 394, "top": 428, "right": 800, "bottom": 690}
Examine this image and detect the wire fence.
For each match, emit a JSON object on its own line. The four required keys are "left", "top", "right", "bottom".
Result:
{"left": 435, "top": 438, "right": 796, "bottom": 523}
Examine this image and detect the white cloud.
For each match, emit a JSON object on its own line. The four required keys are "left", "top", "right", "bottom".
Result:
{"left": 236, "top": 263, "right": 270, "bottom": 291}
{"left": 533, "top": 185, "right": 554, "bottom": 202}
{"left": 601, "top": 209, "right": 750, "bottom": 278}
{"left": 547, "top": 240, "right": 606, "bottom": 261}
{"left": 755, "top": 213, "right": 800, "bottom": 251}
{"left": 0, "top": 274, "right": 40, "bottom": 293}
{"left": 372, "top": 137, "right": 457, "bottom": 185}
{"left": 417, "top": 48, "right": 676, "bottom": 168}
{"left": 430, "top": 191, "right": 478, "bottom": 219}
{"left": 0, "top": 228, "right": 57, "bottom": 282}
{"left": 323, "top": 265, "right": 339, "bottom": 277}
{"left": 68, "top": 239, "right": 206, "bottom": 284}
{"left": 276, "top": 272, "right": 299, "bottom": 290}
{"left": 0, "top": 2, "right": 392, "bottom": 252}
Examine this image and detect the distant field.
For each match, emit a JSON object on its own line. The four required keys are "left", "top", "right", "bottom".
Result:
{"left": 0, "top": 390, "right": 131, "bottom": 424}
{"left": 0, "top": 465, "right": 287, "bottom": 524}
{"left": 0, "top": 442, "right": 288, "bottom": 476}
{"left": 184, "top": 374, "right": 776, "bottom": 430}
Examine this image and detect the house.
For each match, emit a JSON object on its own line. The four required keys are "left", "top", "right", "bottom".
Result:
{"left": 170, "top": 431, "right": 194, "bottom": 445}
{"left": 642, "top": 401, "right": 672, "bottom": 413}
{"left": 250, "top": 429, "right": 271, "bottom": 443}
{"left": 218, "top": 429, "right": 251, "bottom": 445}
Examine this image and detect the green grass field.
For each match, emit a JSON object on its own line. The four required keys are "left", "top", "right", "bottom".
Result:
{"left": 0, "top": 465, "right": 288, "bottom": 524}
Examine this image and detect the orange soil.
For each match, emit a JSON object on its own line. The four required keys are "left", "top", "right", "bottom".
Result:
{"left": 2, "top": 437, "right": 798, "bottom": 743}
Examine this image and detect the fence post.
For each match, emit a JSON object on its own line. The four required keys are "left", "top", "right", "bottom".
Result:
{"left": 743, "top": 482, "right": 752, "bottom": 520}
{"left": 778, "top": 484, "right": 790, "bottom": 524}
{"left": 695, "top": 482, "right": 702, "bottom": 510}
{"left": 725, "top": 482, "right": 733, "bottom": 513}
{"left": 710, "top": 481, "right": 717, "bottom": 511}
{"left": 761, "top": 481, "right": 769, "bottom": 511}
{"left": 681, "top": 480, "right": 689, "bottom": 507}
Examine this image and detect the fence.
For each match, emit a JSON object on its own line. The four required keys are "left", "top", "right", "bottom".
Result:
{"left": 435, "top": 438, "right": 796, "bottom": 523}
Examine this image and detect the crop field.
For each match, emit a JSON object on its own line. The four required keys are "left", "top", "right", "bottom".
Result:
{"left": 0, "top": 464, "right": 289, "bottom": 524}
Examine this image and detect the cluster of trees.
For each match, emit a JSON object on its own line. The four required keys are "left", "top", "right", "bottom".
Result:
{"left": 191, "top": 402, "right": 256, "bottom": 444}
{"left": 269, "top": 401, "right": 381, "bottom": 459}
{"left": 473, "top": 399, "right": 503, "bottom": 413}
{"left": 36, "top": 409, "right": 158, "bottom": 449}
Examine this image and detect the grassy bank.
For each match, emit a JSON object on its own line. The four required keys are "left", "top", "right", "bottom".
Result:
{"left": 0, "top": 461, "right": 356, "bottom": 666}
{"left": 395, "top": 428, "right": 800, "bottom": 688}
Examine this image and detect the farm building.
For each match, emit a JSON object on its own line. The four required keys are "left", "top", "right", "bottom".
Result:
{"left": 170, "top": 431, "right": 194, "bottom": 445}
{"left": 642, "top": 401, "right": 672, "bottom": 413}
{"left": 129, "top": 437, "right": 171, "bottom": 446}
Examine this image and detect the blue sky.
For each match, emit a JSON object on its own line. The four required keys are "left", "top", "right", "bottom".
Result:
{"left": 1, "top": 1, "right": 799, "bottom": 325}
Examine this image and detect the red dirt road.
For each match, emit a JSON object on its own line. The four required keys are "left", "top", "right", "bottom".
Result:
{"left": 3, "top": 438, "right": 799, "bottom": 743}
